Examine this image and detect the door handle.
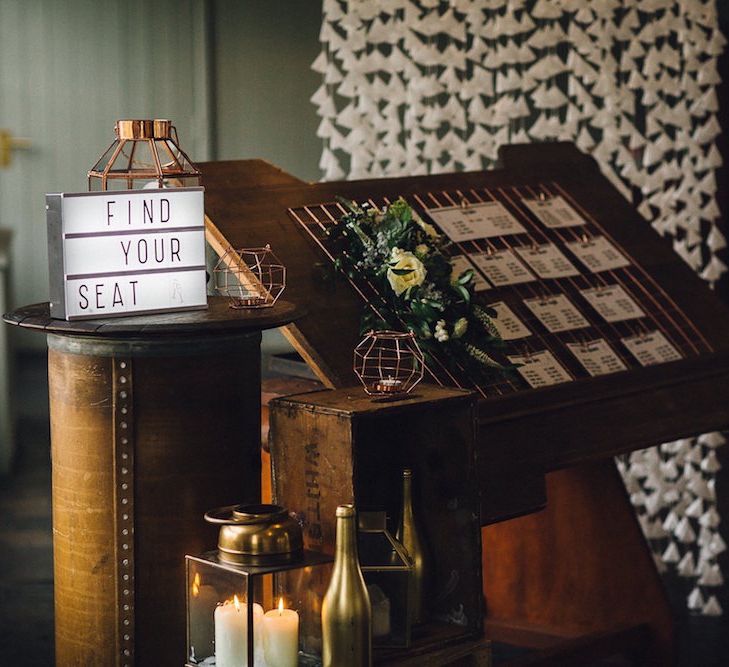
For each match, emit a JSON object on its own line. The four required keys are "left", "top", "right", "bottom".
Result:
{"left": 0, "top": 129, "right": 32, "bottom": 168}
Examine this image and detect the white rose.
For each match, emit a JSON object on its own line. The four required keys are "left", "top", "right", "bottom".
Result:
{"left": 387, "top": 251, "right": 427, "bottom": 296}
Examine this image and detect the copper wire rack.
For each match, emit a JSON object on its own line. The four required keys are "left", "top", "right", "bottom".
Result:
{"left": 288, "top": 181, "right": 712, "bottom": 399}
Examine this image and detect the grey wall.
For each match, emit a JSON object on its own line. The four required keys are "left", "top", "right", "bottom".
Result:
{"left": 212, "top": 0, "right": 324, "bottom": 181}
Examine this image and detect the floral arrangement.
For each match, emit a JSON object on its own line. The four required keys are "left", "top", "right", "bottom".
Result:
{"left": 328, "top": 197, "right": 514, "bottom": 380}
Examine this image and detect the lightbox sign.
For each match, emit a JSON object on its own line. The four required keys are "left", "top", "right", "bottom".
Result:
{"left": 47, "top": 187, "right": 208, "bottom": 320}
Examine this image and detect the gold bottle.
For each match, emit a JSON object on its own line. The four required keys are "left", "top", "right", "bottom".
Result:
{"left": 396, "top": 468, "right": 429, "bottom": 625}
{"left": 322, "top": 504, "right": 372, "bottom": 667}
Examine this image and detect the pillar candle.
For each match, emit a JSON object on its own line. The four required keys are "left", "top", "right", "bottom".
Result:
{"left": 262, "top": 598, "right": 299, "bottom": 667}
{"left": 214, "top": 597, "right": 264, "bottom": 667}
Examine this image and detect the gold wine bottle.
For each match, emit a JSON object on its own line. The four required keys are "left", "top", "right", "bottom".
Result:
{"left": 322, "top": 504, "right": 372, "bottom": 667}
{"left": 396, "top": 468, "right": 429, "bottom": 625}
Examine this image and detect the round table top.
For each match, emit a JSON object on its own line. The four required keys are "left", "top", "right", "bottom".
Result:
{"left": 3, "top": 296, "right": 304, "bottom": 337}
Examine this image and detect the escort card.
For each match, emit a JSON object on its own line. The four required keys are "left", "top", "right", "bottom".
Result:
{"left": 523, "top": 293, "right": 590, "bottom": 332}
{"left": 507, "top": 350, "right": 573, "bottom": 388}
{"left": 488, "top": 301, "right": 531, "bottom": 340}
{"left": 566, "top": 339, "right": 628, "bottom": 377}
{"left": 565, "top": 236, "right": 631, "bottom": 272}
{"left": 472, "top": 249, "right": 535, "bottom": 286}
{"left": 514, "top": 243, "right": 581, "bottom": 279}
{"left": 622, "top": 331, "right": 683, "bottom": 366}
{"left": 580, "top": 285, "right": 646, "bottom": 322}
{"left": 451, "top": 255, "right": 489, "bottom": 292}
{"left": 522, "top": 195, "right": 587, "bottom": 228}
{"left": 428, "top": 201, "right": 526, "bottom": 241}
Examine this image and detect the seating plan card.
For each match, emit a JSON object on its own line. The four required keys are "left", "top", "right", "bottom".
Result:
{"left": 580, "top": 285, "right": 646, "bottom": 322}
{"left": 428, "top": 201, "right": 526, "bottom": 241}
{"left": 472, "top": 249, "right": 535, "bottom": 286}
{"left": 451, "top": 255, "right": 490, "bottom": 291}
{"left": 524, "top": 294, "right": 590, "bottom": 333}
{"left": 566, "top": 339, "right": 628, "bottom": 376}
{"left": 565, "top": 236, "right": 631, "bottom": 272}
{"left": 514, "top": 243, "right": 581, "bottom": 279}
{"left": 622, "top": 331, "right": 683, "bottom": 366}
{"left": 522, "top": 195, "right": 587, "bottom": 228}
{"left": 507, "top": 350, "right": 573, "bottom": 388}
{"left": 488, "top": 301, "right": 531, "bottom": 340}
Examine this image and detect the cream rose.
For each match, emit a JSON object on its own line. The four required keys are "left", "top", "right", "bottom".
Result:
{"left": 387, "top": 251, "right": 427, "bottom": 296}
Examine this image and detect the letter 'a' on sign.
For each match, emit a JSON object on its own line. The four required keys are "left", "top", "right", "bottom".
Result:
{"left": 46, "top": 187, "right": 208, "bottom": 320}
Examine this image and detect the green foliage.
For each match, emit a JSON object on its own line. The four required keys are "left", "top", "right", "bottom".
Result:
{"left": 330, "top": 197, "right": 515, "bottom": 380}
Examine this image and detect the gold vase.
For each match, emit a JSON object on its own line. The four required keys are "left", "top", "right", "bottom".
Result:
{"left": 396, "top": 468, "right": 430, "bottom": 625}
{"left": 322, "top": 504, "right": 372, "bottom": 667}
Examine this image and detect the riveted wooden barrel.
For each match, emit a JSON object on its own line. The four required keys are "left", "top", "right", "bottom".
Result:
{"left": 48, "top": 332, "right": 262, "bottom": 666}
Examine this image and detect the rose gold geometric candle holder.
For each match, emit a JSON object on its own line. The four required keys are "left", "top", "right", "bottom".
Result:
{"left": 354, "top": 330, "right": 424, "bottom": 397}
{"left": 213, "top": 245, "right": 286, "bottom": 309}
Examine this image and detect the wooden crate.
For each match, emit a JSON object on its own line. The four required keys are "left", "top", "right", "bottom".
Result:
{"left": 270, "top": 384, "right": 483, "bottom": 660}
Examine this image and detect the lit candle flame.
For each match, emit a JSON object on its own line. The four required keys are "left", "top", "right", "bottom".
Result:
{"left": 278, "top": 597, "right": 284, "bottom": 616}
{"left": 233, "top": 594, "right": 241, "bottom": 613}
{"left": 191, "top": 572, "right": 201, "bottom": 597}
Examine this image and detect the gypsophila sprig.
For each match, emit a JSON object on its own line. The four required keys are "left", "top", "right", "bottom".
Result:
{"left": 329, "top": 197, "right": 515, "bottom": 380}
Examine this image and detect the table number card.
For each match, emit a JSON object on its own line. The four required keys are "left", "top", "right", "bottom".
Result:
{"left": 514, "top": 243, "right": 581, "bottom": 279}
{"left": 580, "top": 285, "right": 646, "bottom": 322}
{"left": 523, "top": 294, "right": 590, "bottom": 333}
{"left": 522, "top": 195, "right": 587, "bottom": 228}
{"left": 428, "top": 201, "right": 526, "bottom": 241}
{"left": 507, "top": 350, "right": 573, "bottom": 388}
{"left": 451, "top": 255, "right": 490, "bottom": 292}
{"left": 565, "top": 236, "right": 631, "bottom": 273}
{"left": 488, "top": 301, "right": 531, "bottom": 340}
{"left": 622, "top": 331, "right": 683, "bottom": 366}
{"left": 566, "top": 339, "right": 628, "bottom": 377}
{"left": 472, "top": 249, "right": 535, "bottom": 286}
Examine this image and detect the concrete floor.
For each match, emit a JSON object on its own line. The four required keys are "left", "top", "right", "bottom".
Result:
{"left": 1, "top": 353, "right": 728, "bottom": 665}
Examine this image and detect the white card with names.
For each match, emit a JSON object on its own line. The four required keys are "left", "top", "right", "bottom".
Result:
{"left": 514, "top": 243, "right": 581, "bottom": 279}
{"left": 580, "top": 285, "right": 645, "bottom": 322}
{"left": 428, "top": 201, "right": 526, "bottom": 241}
{"left": 451, "top": 255, "right": 490, "bottom": 291}
{"left": 472, "top": 249, "right": 535, "bottom": 286}
{"left": 522, "top": 195, "right": 587, "bottom": 228}
{"left": 622, "top": 331, "right": 683, "bottom": 367}
{"left": 566, "top": 339, "right": 628, "bottom": 377}
{"left": 565, "top": 236, "right": 631, "bottom": 272}
{"left": 507, "top": 350, "right": 573, "bottom": 388}
{"left": 523, "top": 294, "right": 590, "bottom": 333}
{"left": 488, "top": 301, "right": 531, "bottom": 340}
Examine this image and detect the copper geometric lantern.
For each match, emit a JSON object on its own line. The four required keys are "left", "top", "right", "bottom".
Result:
{"left": 354, "top": 330, "right": 425, "bottom": 396}
{"left": 88, "top": 119, "right": 200, "bottom": 191}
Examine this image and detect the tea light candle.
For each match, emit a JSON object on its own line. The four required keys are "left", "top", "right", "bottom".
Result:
{"left": 263, "top": 598, "right": 299, "bottom": 667}
{"left": 214, "top": 596, "right": 264, "bottom": 667}
{"left": 374, "top": 377, "right": 403, "bottom": 394}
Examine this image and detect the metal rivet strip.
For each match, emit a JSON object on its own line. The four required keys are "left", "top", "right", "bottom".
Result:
{"left": 113, "top": 358, "right": 134, "bottom": 666}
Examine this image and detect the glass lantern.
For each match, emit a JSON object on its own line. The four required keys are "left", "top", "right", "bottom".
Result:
{"left": 353, "top": 330, "right": 425, "bottom": 396}
{"left": 358, "top": 512, "right": 414, "bottom": 648}
{"left": 88, "top": 119, "right": 201, "bottom": 191}
{"left": 186, "top": 504, "right": 332, "bottom": 667}
{"left": 213, "top": 246, "right": 286, "bottom": 309}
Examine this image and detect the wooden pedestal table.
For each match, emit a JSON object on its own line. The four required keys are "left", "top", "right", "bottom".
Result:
{"left": 3, "top": 296, "right": 302, "bottom": 667}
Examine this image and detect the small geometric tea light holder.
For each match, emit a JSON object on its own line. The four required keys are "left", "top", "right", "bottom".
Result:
{"left": 185, "top": 503, "right": 332, "bottom": 666}
{"left": 213, "top": 245, "right": 286, "bottom": 309}
{"left": 354, "top": 330, "right": 424, "bottom": 397}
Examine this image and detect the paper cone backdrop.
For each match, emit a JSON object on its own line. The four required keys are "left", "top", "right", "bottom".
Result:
{"left": 312, "top": 0, "right": 726, "bottom": 614}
